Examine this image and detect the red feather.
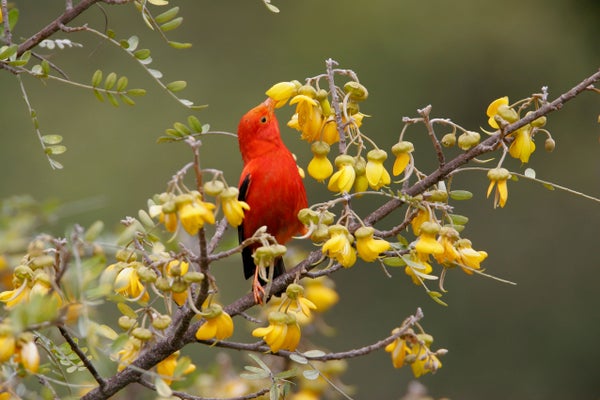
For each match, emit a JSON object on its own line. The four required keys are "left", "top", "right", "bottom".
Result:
{"left": 237, "top": 98, "right": 307, "bottom": 288}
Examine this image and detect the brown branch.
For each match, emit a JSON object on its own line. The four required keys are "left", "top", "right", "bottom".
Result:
{"left": 365, "top": 67, "right": 600, "bottom": 227}
{"left": 58, "top": 325, "right": 106, "bottom": 389}
{"left": 418, "top": 105, "right": 445, "bottom": 167}
{"left": 16, "top": 0, "right": 133, "bottom": 57}
{"left": 81, "top": 67, "right": 600, "bottom": 400}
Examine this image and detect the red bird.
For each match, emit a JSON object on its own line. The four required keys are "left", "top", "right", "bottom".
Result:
{"left": 237, "top": 98, "right": 307, "bottom": 302}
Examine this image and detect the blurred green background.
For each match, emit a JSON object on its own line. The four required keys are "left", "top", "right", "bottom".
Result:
{"left": 1, "top": 0, "right": 599, "bottom": 398}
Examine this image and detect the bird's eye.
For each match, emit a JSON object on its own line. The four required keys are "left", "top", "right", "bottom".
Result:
{"left": 260, "top": 116, "right": 268, "bottom": 124}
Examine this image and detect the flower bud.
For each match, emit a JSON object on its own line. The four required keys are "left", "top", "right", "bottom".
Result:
{"left": 457, "top": 131, "right": 481, "bottom": 150}
{"left": 441, "top": 133, "right": 456, "bottom": 147}
{"left": 116, "top": 249, "right": 136, "bottom": 262}
{"left": 171, "top": 279, "right": 188, "bottom": 294}
{"left": 183, "top": 271, "right": 205, "bottom": 283}
{"left": 427, "top": 190, "right": 448, "bottom": 202}
{"left": 354, "top": 226, "right": 374, "bottom": 239}
{"left": 298, "top": 208, "right": 319, "bottom": 225}
{"left": 419, "top": 221, "right": 441, "bottom": 235}
{"left": 151, "top": 314, "right": 172, "bottom": 330}
{"left": 298, "top": 84, "right": 317, "bottom": 98}
{"left": 203, "top": 180, "right": 225, "bottom": 196}
{"left": 544, "top": 137, "right": 555, "bottom": 152}
{"left": 131, "top": 327, "right": 153, "bottom": 341}
{"left": 137, "top": 266, "right": 157, "bottom": 283}
{"left": 334, "top": 154, "right": 355, "bottom": 168}
{"left": 311, "top": 141, "right": 330, "bottom": 156}
{"left": 527, "top": 111, "right": 547, "bottom": 128}
{"left": 496, "top": 104, "right": 519, "bottom": 123}
{"left": 31, "top": 255, "right": 55, "bottom": 269}
{"left": 320, "top": 211, "right": 336, "bottom": 226}
{"left": 311, "top": 224, "right": 330, "bottom": 243}
{"left": 487, "top": 167, "right": 510, "bottom": 181}
{"left": 14, "top": 265, "right": 33, "bottom": 280}
{"left": 391, "top": 141, "right": 414, "bottom": 155}
{"left": 155, "top": 276, "right": 171, "bottom": 291}
{"left": 285, "top": 283, "right": 304, "bottom": 299}
{"left": 118, "top": 315, "right": 137, "bottom": 330}
{"left": 343, "top": 81, "right": 369, "bottom": 101}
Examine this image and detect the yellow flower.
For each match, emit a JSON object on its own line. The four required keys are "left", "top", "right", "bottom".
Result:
{"left": 433, "top": 227, "right": 461, "bottom": 265}
{"left": 410, "top": 341, "right": 442, "bottom": 378}
{"left": 178, "top": 196, "right": 216, "bottom": 235}
{"left": 0, "top": 329, "right": 16, "bottom": 363}
{"left": 351, "top": 156, "right": 368, "bottom": 194}
{"left": 391, "top": 141, "right": 414, "bottom": 176}
{"left": 283, "top": 283, "right": 317, "bottom": 318}
{"left": 307, "top": 141, "right": 333, "bottom": 182}
{"left": 114, "top": 264, "right": 149, "bottom": 302}
{"left": 404, "top": 253, "right": 433, "bottom": 285}
{"left": 252, "top": 311, "right": 301, "bottom": 353}
{"left": 289, "top": 95, "right": 324, "bottom": 142}
{"left": 414, "top": 222, "right": 443, "bottom": 256}
{"left": 266, "top": 81, "right": 298, "bottom": 108}
{"left": 290, "top": 389, "right": 321, "bottom": 400}
{"left": 385, "top": 329, "right": 410, "bottom": 369}
{"left": 219, "top": 187, "right": 250, "bottom": 227}
{"left": 486, "top": 96, "right": 509, "bottom": 129}
{"left": 302, "top": 277, "right": 339, "bottom": 313}
{"left": 410, "top": 208, "right": 430, "bottom": 236}
{"left": 486, "top": 167, "right": 510, "bottom": 208}
{"left": 321, "top": 225, "right": 356, "bottom": 268}
{"left": 195, "top": 304, "right": 234, "bottom": 341}
{"left": 0, "top": 280, "right": 31, "bottom": 309}
{"left": 320, "top": 117, "right": 340, "bottom": 145}
{"left": 365, "top": 149, "right": 391, "bottom": 190}
{"left": 509, "top": 126, "right": 536, "bottom": 163}
{"left": 115, "top": 337, "right": 142, "bottom": 371}
{"left": 16, "top": 336, "right": 40, "bottom": 374}
{"left": 327, "top": 155, "right": 356, "bottom": 193}
{"left": 354, "top": 226, "right": 391, "bottom": 262}
{"left": 455, "top": 239, "right": 488, "bottom": 274}
{"left": 156, "top": 351, "right": 196, "bottom": 385}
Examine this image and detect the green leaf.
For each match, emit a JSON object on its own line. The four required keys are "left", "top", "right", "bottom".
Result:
{"left": 91, "top": 70, "right": 103, "bottom": 87}
{"left": 383, "top": 256, "right": 406, "bottom": 267}
{"left": 0, "top": 44, "right": 18, "bottom": 60}
{"left": 104, "top": 72, "right": 117, "bottom": 90}
{"left": 106, "top": 92, "right": 119, "bottom": 107}
{"left": 168, "top": 41, "right": 193, "bottom": 49}
{"left": 41, "top": 59, "right": 50, "bottom": 75}
{"left": 160, "top": 17, "right": 183, "bottom": 32}
{"left": 165, "top": 128, "right": 184, "bottom": 137}
{"left": 84, "top": 220, "right": 104, "bottom": 242}
{"left": 288, "top": 353, "right": 307, "bottom": 364}
{"left": 155, "top": 377, "right": 172, "bottom": 398}
{"left": 127, "top": 35, "right": 139, "bottom": 51}
{"left": 127, "top": 88, "right": 147, "bottom": 97}
{"left": 302, "top": 369, "right": 320, "bottom": 380}
{"left": 543, "top": 183, "right": 555, "bottom": 191}
{"left": 42, "top": 135, "right": 63, "bottom": 145}
{"left": 48, "top": 158, "right": 64, "bottom": 170}
{"left": 8, "top": 8, "right": 19, "bottom": 31}
{"left": 148, "top": 68, "right": 163, "bottom": 79}
{"left": 93, "top": 89, "right": 104, "bottom": 102}
{"left": 119, "top": 94, "right": 135, "bottom": 106}
{"left": 133, "top": 48, "right": 151, "bottom": 60}
{"left": 173, "top": 122, "right": 190, "bottom": 135}
{"left": 240, "top": 371, "right": 270, "bottom": 380}
{"left": 302, "top": 350, "right": 326, "bottom": 358}
{"left": 138, "top": 209, "right": 155, "bottom": 228}
{"left": 428, "top": 291, "right": 448, "bottom": 306}
{"left": 106, "top": 29, "right": 116, "bottom": 39}
{"left": 448, "top": 213, "right": 469, "bottom": 225}
{"left": 117, "top": 303, "right": 137, "bottom": 319}
{"left": 248, "top": 353, "right": 271, "bottom": 372}
{"left": 449, "top": 190, "right": 473, "bottom": 200}
{"left": 116, "top": 76, "right": 129, "bottom": 91}
{"left": 155, "top": 6, "right": 180, "bottom": 24}
{"left": 166, "top": 80, "right": 187, "bottom": 92}
{"left": 46, "top": 145, "right": 67, "bottom": 155}
{"left": 187, "top": 115, "right": 202, "bottom": 132}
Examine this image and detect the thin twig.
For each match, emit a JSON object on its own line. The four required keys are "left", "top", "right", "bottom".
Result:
{"left": 58, "top": 325, "right": 106, "bottom": 388}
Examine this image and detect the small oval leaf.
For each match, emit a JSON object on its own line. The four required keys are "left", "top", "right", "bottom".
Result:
{"left": 168, "top": 41, "right": 192, "bottom": 49}
{"left": 166, "top": 80, "right": 187, "bottom": 92}
{"left": 155, "top": 6, "right": 180, "bottom": 24}
{"left": 104, "top": 72, "right": 117, "bottom": 90}
{"left": 160, "top": 17, "right": 183, "bottom": 32}
{"left": 47, "top": 145, "right": 67, "bottom": 155}
{"left": 116, "top": 76, "right": 129, "bottom": 91}
{"left": 42, "top": 135, "right": 63, "bottom": 145}
{"left": 91, "top": 70, "right": 103, "bottom": 87}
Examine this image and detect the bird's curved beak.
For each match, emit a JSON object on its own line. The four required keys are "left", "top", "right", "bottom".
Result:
{"left": 263, "top": 97, "right": 276, "bottom": 110}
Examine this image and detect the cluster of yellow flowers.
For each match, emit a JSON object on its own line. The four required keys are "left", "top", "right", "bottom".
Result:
{"left": 0, "top": 326, "right": 40, "bottom": 375}
{"left": 385, "top": 329, "right": 444, "bottom": 377}
{"left": 252, "top": 279, "right": 339, "bottom": 353}
{"left": 148, "top": 182, "right": 250, "bottom": 236}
